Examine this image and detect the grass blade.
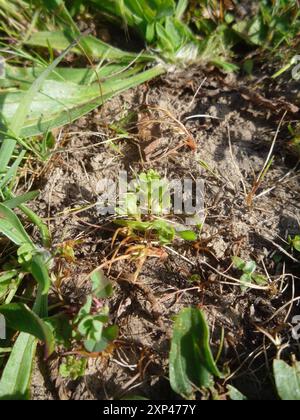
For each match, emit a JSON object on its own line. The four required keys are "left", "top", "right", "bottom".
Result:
{"left": 0, "top": 303, "right": 54, "bottom": 357}
{"left": 0, "top": 203, "right": 35, "bottom": 248}
{"left": 0, "top": 333, "right": 37, "bottom": 400}
{"left": 0, "top": 65, "right": 164, "bottom": 138}
{"left": 0, "top": 30, "right": 88, "bottom": 170}
{"left": 26, "top": 31, "right": 154, "bottom": 62}
{"left": 2, "top": 191, "right": 39, "bottom": 209}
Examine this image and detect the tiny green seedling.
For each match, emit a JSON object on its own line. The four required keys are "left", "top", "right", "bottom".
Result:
{"left": 232, "top": 257, "right": 268, "bottom": 291}
{"left": 289, "top": 235, "right": 300, "bottom": 252}
{"left": 59, "top": 356, "right": 87, "bottom": 381}
{"left": 115, "top": 170, "right": 198, "bottom": 245}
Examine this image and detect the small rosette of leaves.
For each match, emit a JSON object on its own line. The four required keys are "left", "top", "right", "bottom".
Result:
{"left": 232, "top": 256, "right": 268, "bottom": 291}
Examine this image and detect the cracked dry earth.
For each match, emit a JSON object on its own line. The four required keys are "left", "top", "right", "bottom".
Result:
{"left": 29, "top": 65, "right": 300, "bottom": 400}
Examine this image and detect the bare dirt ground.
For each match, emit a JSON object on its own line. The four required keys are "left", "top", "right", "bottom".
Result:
{"left": 29, "top": 64, "right": 300, "bottom": 400}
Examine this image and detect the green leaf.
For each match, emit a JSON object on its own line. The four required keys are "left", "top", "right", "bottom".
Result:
{"left": 243, "top": 261, "right": 257, "bottom": 274}
{"left": 232, "top": 256, "right": 246, "bottom": 271}
{"left": 169, "top": 307, "right": 223, "bottom": 399}
{"left": 175, "top": 0, "right": 188, "bottom": 19}
{"left": 1, "top": 63, "right": 133, "bottom": 89}
{"left": 0, "top": 150, "right": 26, "bottom": 190}
{"left": 233, "top": 17, "right": 268, "bottom": 46}
{"left": 251, "top": 273, "right": 268, "bottom": 285}
{"left": 273, "top": 359, "right": 300, "bottom": 401}
{"left": 0, "top": 66, "right": 164, "bottom": 138}
{"left": 45, "top": 314, "right": 72, "bottom": 348}
{"left": 0, "top": 271, "right": 18, "bottom": 301}
{"left": 29, "top": 254, "right": 51, "bottom": 296}
{"left": 240, "top": 273, "right": 252, "bottom": 291}
{"left": 26, "top": 31, "right": 154, "bottom": 62}
{"left": 3, "top": 191, "right": 39, "bottom": 209}
{"left": 0, "top": 204, "right": 35, "bottom": 248}
{"left": 0, "top": 29, "right": 87, "bottom": 170}
{"left": 177, "top": 230, "right": 198, "bottom": 241}
{"left": 75, "top": 296, "right": 93, "bottom": 323}
{"left": 0, "top": 333, "right": 37, "bottom": 400}
{"left": 152, "top": 220, "right": 175, "bottom": 244}
{"left": 0, "top": 303, "right": 54, "bottom": 357}
{"left": 84, "top": 325, "right": 119, "bottom": 353}
{"left": 0, "top": 271, "right": 17, "bottom": 285}
{"left": 78, "top": 314, "right": 108, "bottom": 342}
{"left": 227, "top": 385, "right": 248, "bottom": 401}
{"left": 290, "top": 235, "right": 300, "bottom": 252}
{"left": 91, "top": 269, "right": 113, "bottom": 299}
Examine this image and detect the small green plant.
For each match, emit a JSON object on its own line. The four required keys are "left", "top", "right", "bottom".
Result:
{"left": 233, "top": 0, "right": 300, "bottom": 50}
{"left": 91, "top": 0, "right": 199, "bottom": 63}
{"left": 232, "top": 257, "right": 268, "bottom": 291}
{"left": 73, "top": 297, "right": 118, "bottom": 353}
{"left": 59, "top": 356, "right": 87, "bottom": 380}
{"left": 289, "top": 235, "right": 300, "bottom": 252}
{"left": 115, "top": 170, "right": 198, "bottom": 245}
{"left": 73, "top": 270, "right": 118, "bottom": 353}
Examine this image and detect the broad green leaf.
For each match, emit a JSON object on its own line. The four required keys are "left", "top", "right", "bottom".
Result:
{"left": 240, "top": 273, "right": 252, "bottom": 290}
{"left": 84, "top": 325, "right": 119, "bottom": 353}
{"left": 78, "top": 315, "right": 107, "bottom": 342}
{"left": 0, "top": 303, "right": 54, "bottom": 357}
{"left": 26, "top": 31, "right": 154, "bottom": 62}
{"left": 1, "top": 63, "right": 132, "bottom": 89}
{"left": 169, "top": 307, "right": 223, "bottom": 399}
{"left": 45, "top": 314, "right": 72, "bottom": 348}
{"left": 0, "top": 28, "right": 88, "bottom": 171}
{"left": 243, "top": 261, "right": 257, "bottom": 274}
{"left": 10, "top": 38, "right": 87, "bottom": 136}
{"left": 227, "top": 385, "right": 248, "bottom": 401}
{"left": 0, "top": 204, "right": 35, "bottom": 248}
{"left": 0, "top": 333, "right": 37, "bottom": 400}
{"left": 74, "top": 295, "right": 93, "bottom": 323}
{"left": 0, "top": 66, "right": 164, "bottom": 138}
{"left": 233, "top": 18, "right": 268, "bottom": 46}
{"left": 91, "top": 269, "right": 113, "bottom": 299}
{"left": 175, "top": 0, "right": 188, "bottom": 19}
{"left": 273, "top": 359, "right": 300, "bottom": 401}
